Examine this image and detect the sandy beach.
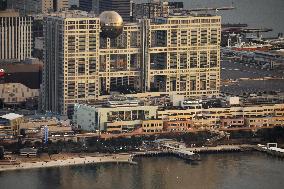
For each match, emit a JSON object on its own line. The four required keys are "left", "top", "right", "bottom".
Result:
{"left": 0, "top": 153, "right": 133, "bottom": 172}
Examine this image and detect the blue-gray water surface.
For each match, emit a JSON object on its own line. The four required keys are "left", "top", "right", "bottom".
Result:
{"left": 1, "top": 152, "right": 284, "bottom": 189}
{"left": 137, "top": 0, "right": 284, "bottom": 37}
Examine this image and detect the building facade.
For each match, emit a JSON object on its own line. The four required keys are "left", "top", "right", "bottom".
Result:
{"left": 43, "top": 11, "right": 100, "bottom": 115}
{"left": 245, "top": 116, "right": 284, "bottom": 128}
{"left": 73, "top": 103, "right": 158, "bottom": 131}
{"left": 158, "top": 104, "right": 284, "bottom": 128}
{"left": 7, "top": 0, "right": 54, "bottom": 15}
{"left": 0, "top": 83, "right": 39, "bottom": 104}
{"left": 79, "top": 0, "right": 95, "bottom": 12}
{"left": 73, "top": 102, "right": 284, "bottom": 133}
{"left": 0, "top": 10, "right": 33, "bottom": 61}
{"left": 142, "top": 119, "right": 163, "bottom": 133}
{"left": 163, "top": 120, "right": 192, "bottom": 132}
{"left": 79, "top": 0, "right": 131, "bottom": 21}
{"left": 39, "top": 0, "right": 54, "bottom": 13}
{"left": 132, "top": 1, "right": 184, "bottom": 20}
{"left": 146, "top": 16, "right": 221, "bottom": 97}
{"left": 42, "top": 10, "right": 221, "bottom": 116}
{"left": 0, "top": 113, "right": 24, "bottom": 136}
{"left": 132, "top": 1, "right": 170, "bottom": 20}
{"left": 0, "top": 0, "right": 7, "bottom": 10}
{"left": 55, "top": 0, "right": 70, "bottom": 11}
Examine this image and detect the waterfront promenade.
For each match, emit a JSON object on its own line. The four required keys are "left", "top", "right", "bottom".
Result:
{"left": 1, "top": 144, "right": 280, "bottom": 172}
{"left": 0, "top": 154, "right": 132, "bottom": 172}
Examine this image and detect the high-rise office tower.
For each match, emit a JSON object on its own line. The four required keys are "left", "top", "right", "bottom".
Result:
{"left": 0, "top": 0, "right": 7, "bottom": 10}
{"left": 42, "top": 10, "right": 221, "bottom": 116}
{"left": 132, "top": 0, "right": 184, "bottom": 20}
{"left": 79, "top": 0, "right": 131, "bottom": 21}
{"left": 78, "top": 0, "right": 94, "bottom": 12}
{"left": 0, "top": 9, "right": 33, "bottom": 61}
{"left": 7, "top": 0, "right": 54, "bottom": 15}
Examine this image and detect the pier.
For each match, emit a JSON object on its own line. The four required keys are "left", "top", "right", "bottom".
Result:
{"left": 133, "top": 150, "right": 200, "bottom": 161}
{"left": 255, "top": 143, "right": 284, "bottom": 158}
{"left": 185, "top": 145, "right": 247, "bottom": 153}
{"left": 134, "top": 140, "right": 255, "bottom": 162}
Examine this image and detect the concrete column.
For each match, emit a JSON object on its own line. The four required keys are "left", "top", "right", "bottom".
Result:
{"left": 166, "top": 76, "right": 171, "bottom": 92}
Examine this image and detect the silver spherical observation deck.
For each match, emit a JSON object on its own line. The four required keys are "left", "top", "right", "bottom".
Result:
{"left": 99, "top": 11, "right": 123, "bottom": 39}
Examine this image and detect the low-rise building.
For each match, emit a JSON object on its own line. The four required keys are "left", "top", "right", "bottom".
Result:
{"left": 163, "top": 120, "right": 192, "bottom": 132}
{"left": 245, "top": 116, "right": 284, "bottom": 128}
{"left": 220, "top": 118, "right": 245, "bottom": 128}
{"left": 142, "top": 120, "right": 163, "bottom": 133}
{"left": 0, "top": 125, "right": 13, "bottom": 139}
{"left": 106, "top": 121, "right": 141, "bottom": 133}
{"left": 19, "top": 148, "right": 37, "bottom": 157}
{"left": 73, "top": 99, "right": 284, "bottom": 133}
{"left": 73, "top": 101, "right": 158, "bottom": 131}
{"left": 19, "top": 117, "right": 72, "bottom": 138}
{"left": 0, "top": 113, "right": 24, "bottom": 136}
{"left": 158, "top": 104, "right": 284, "bottom": 123}
{"left": 0, "top": 83, "right": 39, "bottom": 105}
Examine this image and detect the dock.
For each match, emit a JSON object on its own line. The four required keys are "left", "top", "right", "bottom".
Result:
{"left": 133, "top": 145, "right": 253, "bottom": 161}
{"left": 185, "top": 145, "right": 247, "bottom": 153}
{"left": 133, "top": 150, "right": 200, "bottom": 161}
{"left": 254, "top": 143, "right": 284, "bottom": 158}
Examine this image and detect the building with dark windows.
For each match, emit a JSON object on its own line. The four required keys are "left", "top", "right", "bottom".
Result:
{"left": 0, "top": 0, "right": 7, "bottom": 10}
{"left": 78, "top": 0, "right": 93, "bottom": 12}
{"left": 100, "top": 0, "right": 131, "bottom": 22}
{"left": 79, "top": 0, "right": 131, "bottom": 21}
{"left": 7, "top": 0, "right": 54, "bottom": 15}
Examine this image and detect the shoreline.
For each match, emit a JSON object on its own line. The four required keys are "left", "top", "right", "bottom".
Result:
{"left": 0, "top": 154, "right": 133, "bottom": 172}
{"left": 1, "top": 144, "right": 282, "bottom": 172}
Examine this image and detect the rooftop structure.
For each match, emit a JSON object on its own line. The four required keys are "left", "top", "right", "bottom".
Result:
{"left": 99, "top": 11, "right": 123, "bottom": 38}
{"left": 0, "top": 113, "right": 24, "bottom": 137}
{"left": 0, "top": 113, "right": 23, "bottom": 120}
